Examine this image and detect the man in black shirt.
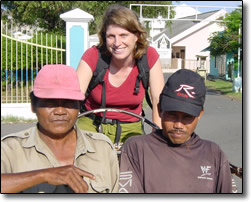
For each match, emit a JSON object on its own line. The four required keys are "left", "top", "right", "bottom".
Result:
{"left": 119, "top": 69, "right": 232, "bottom": 193}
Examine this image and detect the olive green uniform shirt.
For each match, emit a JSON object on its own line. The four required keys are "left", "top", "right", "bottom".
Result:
{"left": 1, "top": 125, "right": 119, "bottom": 193}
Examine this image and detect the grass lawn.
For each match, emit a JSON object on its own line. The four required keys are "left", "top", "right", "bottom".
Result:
{"left": 1, "top": 115, "right": 37, "bottom": 124}
{"left": 205, "top": 79, "right": 242, "bottom": 100}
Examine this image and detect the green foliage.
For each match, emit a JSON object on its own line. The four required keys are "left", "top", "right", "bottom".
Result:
{"left": 2, "top": 1, "right": 176, "bottom": 35}
{"left": 209, "top": 31, "right": 232, "bottom": 56}
{"left": 1, "top": 1, "right": 74, "bottom": 34}
{"left": 208, "top": 8, "right": 242, "bottom": 56}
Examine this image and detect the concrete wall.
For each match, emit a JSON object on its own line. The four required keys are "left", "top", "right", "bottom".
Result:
{"left": 1, "top": 103, "right": 37, "bottom": 120}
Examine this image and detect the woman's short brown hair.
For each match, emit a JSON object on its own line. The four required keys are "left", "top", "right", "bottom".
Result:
{"left": 97, "top": 4, "right": 149, "bottom": 59}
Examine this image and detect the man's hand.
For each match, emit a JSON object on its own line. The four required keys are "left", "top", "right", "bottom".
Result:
{"left": 1, "top": 165, "right": 95, "bottom": 193}
{"left": 43, "top": 165, "right": 96, "bottom": 193}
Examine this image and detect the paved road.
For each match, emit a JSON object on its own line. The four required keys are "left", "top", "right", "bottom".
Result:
{"left": 1, "top": 73, "right": 243, "bottom": 192}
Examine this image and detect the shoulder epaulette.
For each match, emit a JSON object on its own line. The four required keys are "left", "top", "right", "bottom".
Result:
{"left": 1, "top": 127, "right": 35, "bottom": 141}
{"left": 84, "top": 130, "right": 115, "bottom": 149}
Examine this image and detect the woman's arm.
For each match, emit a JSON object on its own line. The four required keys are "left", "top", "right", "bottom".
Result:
{"left": 149, "top": 58, "right": 164, "bottom": 129}
{"left": 76, "top": 60, "right": 93, "bottom": 95}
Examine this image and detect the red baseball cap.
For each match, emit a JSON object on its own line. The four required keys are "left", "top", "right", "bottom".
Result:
{"left": 33, "top": 64, "right": 85, "bottom": 100}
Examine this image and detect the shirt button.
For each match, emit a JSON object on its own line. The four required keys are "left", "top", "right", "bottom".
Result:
{"left": 24, "top": 132, "right": 29, "bottom": 136}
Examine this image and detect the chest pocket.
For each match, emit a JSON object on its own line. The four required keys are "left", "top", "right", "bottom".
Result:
{"left": 90, "top": 180, "right": 110, "bottom": 193}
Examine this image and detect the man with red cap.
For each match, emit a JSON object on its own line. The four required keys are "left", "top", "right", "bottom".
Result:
{"left": 1, "top": 65, "right": 119, "bottom": 193}
{"left": 119, "top": 69, "right": 233, "bottom": 193}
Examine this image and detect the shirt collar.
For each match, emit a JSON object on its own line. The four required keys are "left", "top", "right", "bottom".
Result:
{"left": 153, "top": 130, "right": 199, "bottom": 147}
{"left": 22, "top": 124, "right": 96, "bottom": 156}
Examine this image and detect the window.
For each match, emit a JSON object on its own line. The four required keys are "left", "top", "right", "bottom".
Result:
{"left": 157, "top": 36, "right": 170, "bottom": 49}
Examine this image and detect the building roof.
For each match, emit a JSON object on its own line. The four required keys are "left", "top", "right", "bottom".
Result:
{"left": 153, "top": 10, "right": 221, "bottom": 41}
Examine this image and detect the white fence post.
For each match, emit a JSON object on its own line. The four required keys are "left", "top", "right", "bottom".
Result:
{"left": 177, "top": 58, "right": 182, "bottom": 69}
{"left": 60, "top": 8, "right": 93, "bottom": 70}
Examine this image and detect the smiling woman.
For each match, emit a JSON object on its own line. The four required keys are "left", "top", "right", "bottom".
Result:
{"left": 76, "top": 4, "right": 165, "bottom": 145}
{"left": 105, "top": 24, "right": 138, "bottom": 63}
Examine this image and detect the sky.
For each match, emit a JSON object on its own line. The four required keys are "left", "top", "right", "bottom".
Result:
{"left": 172, "top": 1, "right": 242, "bottom": 13}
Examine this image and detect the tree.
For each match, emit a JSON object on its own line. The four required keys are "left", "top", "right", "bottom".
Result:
{"left": 1, "top": 1, "right": 75, "bottom": 34}
{"left": 208, "top": 8, "right": 242, "bottom": 56}
{"left": 1, "top": 1, "right": 176, "bottom": 35}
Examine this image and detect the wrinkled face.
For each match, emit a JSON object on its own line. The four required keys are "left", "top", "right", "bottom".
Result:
{"left": 32, "top": 99, "right": 80, "bottom": 138}
{"left": 106, "top": 24, "right": 138, "bottom": 61}
{"left": 161, "top": 110, "right": 203, "bottom": 145}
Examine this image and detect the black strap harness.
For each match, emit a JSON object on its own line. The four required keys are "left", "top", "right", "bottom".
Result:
{"left": 80, "top": 47, "right": 152, "bottom": 144}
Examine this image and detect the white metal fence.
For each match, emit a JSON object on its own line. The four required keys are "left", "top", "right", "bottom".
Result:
{"left": 169, "top": 58, "right": 209, "bottom": 71}
{"left": 1, "top": 20, "right": 66, "bottom": 103}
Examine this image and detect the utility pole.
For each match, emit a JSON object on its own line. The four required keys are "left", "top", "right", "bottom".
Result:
{"left": 237, "top": 25, "right": 241, "bottom": 78}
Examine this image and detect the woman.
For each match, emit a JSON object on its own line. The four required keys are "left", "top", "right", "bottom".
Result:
{"left": 76, "top": 4, "right": 164, "bottom": 144}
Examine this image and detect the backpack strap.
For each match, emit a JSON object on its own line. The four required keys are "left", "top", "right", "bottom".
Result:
{"left": 135, "top": 54, "right": 153, "bottom": 109}
{"left": 85, "top": 49, "right": 110, "bottom": 99}
{"left": 136, "top": 54, "right": 149, "bottom": 90}
{"left": 80, "top": 48, "right": 110, "bottom": 113}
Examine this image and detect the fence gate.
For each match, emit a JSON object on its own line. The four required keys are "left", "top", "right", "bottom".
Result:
{"left": 1, "top": 20, "right": 66, "bottom": 104}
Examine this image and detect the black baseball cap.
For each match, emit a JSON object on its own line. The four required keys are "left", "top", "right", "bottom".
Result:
{"left": 160, "top": 69, "right": 206, "bottom": 117}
